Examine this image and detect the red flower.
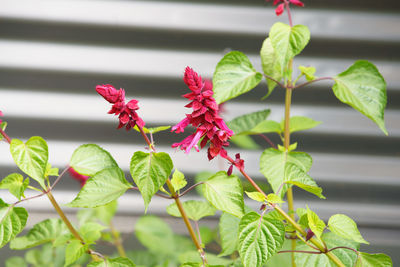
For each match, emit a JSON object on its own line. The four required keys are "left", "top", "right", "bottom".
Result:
{"left": 227, "top": 153, "right": 245, "bottom": 176}
{"left": 96, "top": 84, "right": 145, "bottom": 130}
{"left": 268, "top": 0, "right": 304, "bottom": 16}
{"left": 68, "top": 166, "right": 89, "bottom": 187}
{"left": 172, "top": 67, "right": 234, "bottom": 160}
{"left": 0, "top": 110, "right": 3, "bottom": 124}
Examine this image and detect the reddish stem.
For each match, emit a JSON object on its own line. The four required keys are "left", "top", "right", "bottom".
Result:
{"left": 0, "top": 128, "right": 11, "bottom": 144}
{"left": 258, "top": 134, "right": 278, "bottom": 149}
{"left": 284, "top": 0, "right": 293, "bottom": 27}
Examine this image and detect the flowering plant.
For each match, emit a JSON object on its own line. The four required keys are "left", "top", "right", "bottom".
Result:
{"left": 0, "top": 0, "right": 393, "bottom": 266}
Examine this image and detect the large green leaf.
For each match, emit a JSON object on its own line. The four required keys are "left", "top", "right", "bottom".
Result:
{"left": 203, "top": 171, "right": 244, "bottom": 218}
{"left": 130, "top": 151, "right": 173, "bottom": 211}
{"left": 0, "top": 173, "right": 29, "bottom": 200}
{"left": 166, "top": 200, "right": 216, "bottom": 221}
{"left": 213, "top": 51, "right": 263, "bottom": 104}
{"left": 355, "top": 252, "right": 392, "bottom": 267}
{"left": 68, "top": 167, "right": 131, "bottom": 208}
{"left": 70, "top": 144, "right": 118, "bottom": 176}
{"left": 238, "top": 212, "right": 285, "bottom": 267}
{"left": 260, "top": 38, "right": 282, "bottom": 98}
{"left": 134, "top": 215, "right": 175, "bottom": 255}
{"left": 295, "top": 232, "right": 359, "bottom": 267}
{"left": 328, "top": 214, "right": 369, "bottom": 244}
{"left": 10, "top": 218, "right": 68, "bottom": 249}
{"left": 88, "top": 257, "right": 136, "bottom": 267}
{"left": 0, "top": 198, "right": 28, "bottom": 248}
{"left": 259, "top": 148, "right": 312, "bottom": 197}
{"left": 332, "top": 60, "right": 387, "bottom": 135}
{"left": 10, "top": 136, "right": 48, "bottom": 188}
{"left": 227, "top": 109, "right": 270, "bottom": 136}
{"left": 171, "top": 169, "right": 187, "bottom": 192}
{"left": 269, "top": 23, "right": 310, "bottom": 72}
{"left": 219, "top": 212, "right": 240, "bottom": 256}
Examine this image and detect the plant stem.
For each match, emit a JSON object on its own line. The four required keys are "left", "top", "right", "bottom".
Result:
{"left": 110, "top": 221, "right": 127, "bottom": 258}
{"left": 284, "top": 0, "right": 294, "bottom": 27}
{"left": 258, "top": 134, "right": 277, "bottom": 149}
{"left": 292, "top": 77, "right": 333, "bottom": 90}
{"left": 0, "top": 127, "right": 11, "bottom": 144}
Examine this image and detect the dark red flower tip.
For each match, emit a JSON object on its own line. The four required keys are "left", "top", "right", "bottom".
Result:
{"left": 96, "top": 84, "right": 145, "bottom": 130}
{"left": 227, "top": 153, "right": 245, "bottom": 175}
{"left": 172, "top": 67, "right": 234, "bottom": 160}
{"left": 69, "top": 166, "right": 89, "bottom": 187}
{"left": 267, "top": 0, "right": 304, "bottom": 16}
{"left": 306, "top": 229, "right": 315, "bottom": 241}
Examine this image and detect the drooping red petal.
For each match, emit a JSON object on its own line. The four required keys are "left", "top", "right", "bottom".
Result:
{"left": 290, "top": 0, "right": 304, "bottom": 7}
{"left": 275, "top": 3, "right": 285, "bottom": 16}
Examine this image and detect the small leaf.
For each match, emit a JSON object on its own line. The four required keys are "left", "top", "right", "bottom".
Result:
{"left": 10, "top": 218, "right": 68, "bottom": 249}
{"left": 203, "top": 171, "right": 244, "bottom": 218}
{"left": 10, "top": 136, "right": 48, "bottom": 188}
{"left": 70, "top": 144, "right": 119, "bottom": 176}
{"left": 281, "top": 116, "right": 321, "bottom": 133}
{"left": 219, "top": 212, "right": 240, "bottom": 256}
{"left": 133, "top": 125, "right": 171, "bottom": 134}
{"left": 68, "top": 167, "right": 131, "bottom": 208}
{"left": 266, "top": 193, "right": 284, "bottom": 204}
{"left": 260, "top": 38, "right": 282, "bottom": 98}
{"left": 79, "top": 222, "right": 106, "bottom": 244}
{"left": 286, "top": 181, "right": 325, "bottom": 199}
{"left": 199, "top": 226, "right": 214, "bottom": 246}
{"left": 171, "top": 169, "right": 187, "bottom": 192}
{"left": 130, "top": 151, "right": 173, "bottom": 211}
{"left": 299, "top": 66, "right": 317, "bottom": 81}
{"left": 134, "top": 215, "right": 175, "bottom": 255}
{"left": 65, "top": 239, "right": 87, "bottom": 266}
{"left": 5, "top": 257, "right": 27, "bottom": 267}
{"left": 0, "top": 198, "right": 28, "bottom": 248}
{"left": 230, "top": 135, "right": 260, "bottom": 150}
{"left": 44, "top": 163, "right": 59, "bottom": 177}
{"left": 94, "top": 200, "right": 118, "bottom": 225}
{"left": 213, "top": 51, "right": 263, "bottom": 104}
{"left": 356, "top": 252, "right": 392, "bottom": 267}
{"left": 0, "top": 173, "right": 29, "bottom": 200}
{"left": 166, "top": 200, "right": 216, "bottom": 221}
{"left": 307, "top": 207, "right": 326, "bottom": 240}
{"left": 328, "top": 214, "right": 369, "bottom": 244}
{"left": 238, "top": 212, "right": 285, "bottom": 267}
{"left": 270, "top": 23, "right": 310, "bottom": 72}
{"left": 245, "top": 191, "right": 266, "bottom": 203}
{"left": 87, "top": 257, "right": 136, "bottom": 267}
{"left": 227, "top": 109, "right": 270, "bottom": 136}
{"left": 332, "top": 60, "right": 387, "bottom": 135}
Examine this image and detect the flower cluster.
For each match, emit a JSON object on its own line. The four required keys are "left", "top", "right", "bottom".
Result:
{"left": 172, "top": 67, "right": 234, "bottom": 160}
{"left": 96, "top": 84, "right": 145, "bottom": 130}
{"left": 68, "top": 167, "right": 89, "bottom": 187}
{"left": 269, "top": 0, "right": 304, "bottom": 16}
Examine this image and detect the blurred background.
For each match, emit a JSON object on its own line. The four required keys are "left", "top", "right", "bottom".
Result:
{"left": 0, "top": 0, "right": 399, "bottom": 265}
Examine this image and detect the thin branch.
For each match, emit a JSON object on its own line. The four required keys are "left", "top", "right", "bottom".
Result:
{"left": 292, "top": 77, "right": 333, "bottom": 90}
{"left": 12, "top": 190, "right": 48, "bottom": 207}
{"left": 263, "top": 74, "right": 286, "bottom": 89}
{"left": 258, "top": 134, "right": 277, "bottom": 149}
{"left": 49, "top": 166, "right": 70, "bottom": 190}
{"left": 328, "top": 246, "right": 358, "bottom": 254}
{"left": 278, "top": 250, "right": 322, "bottom": 255}
{"left": 129, "top": 186, "right": 173, "bottom": 199}
{"left": 178, "top": 182, "right": 205, "bottom": 198}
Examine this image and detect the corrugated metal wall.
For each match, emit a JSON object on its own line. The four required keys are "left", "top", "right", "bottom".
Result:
{"left": 0, "top": 0, "right": 399, "bottom": 265}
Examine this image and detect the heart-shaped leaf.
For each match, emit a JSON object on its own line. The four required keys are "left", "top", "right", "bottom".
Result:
{"left": 328, "top": 214, "right": 369, "bottom": 244}
{"left": 0, "top": 198, "right": 28, "bottom": 248}
{"left": 0, "top": 173, "right": 29, "bottom": 200}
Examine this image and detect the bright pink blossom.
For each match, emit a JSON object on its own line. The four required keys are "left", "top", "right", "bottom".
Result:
{"left": 0, "top": 110, "right": 3, "bottom": 124}
{"left": 172, "top": 67, "right": 233, "bottom": 160}
{"left": 96, "top": 84, "right": 145, "bottom": 130}
{"left": 69, "top": 166, "right": 89, "bottom": 187}
{"left": 268, "top": 0, "right": 304, "bottom": 16}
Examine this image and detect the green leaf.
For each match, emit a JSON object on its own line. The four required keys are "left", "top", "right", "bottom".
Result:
{"left": 203, "top": 171, "right": 244, "bottom": 218}
{"left": 282, "top": 116, "right": 321, "bottom": 133}
{"left": 356, "top": 252, "right": 392, "bottom": 267}
{"left": 230, "top": 135, "right": 260, "bottom": 150}
{"left": 259, "top": 148, "right": 312, "bottom": 197}
{"left": 295, "top": 232, "right": 359, "bottom": 267}
{"left": 266, "top": 193, "right": 284, "bottom": 204}
{"left": 284, "top": 163, "right": 325, "bottom": 199}
{"left": 166, "top": 200, "right": 216, "bottom": 221}
{"left": 88, "top": 257, "right": 136, "bottom": 267}
{"left": 328, "top": 214, "right": 369, "bottom": 244}
{"left": 0, "top": 173, "right": 29, "bottom": 200}
{"left": 6, "top": 256, "right": 27, "bottom": 267}
{"left": 260, "top": 38, "right": 282, "bottom": 98}
{"left": 65, "top": 239, "right": 87, "bottom": 266}
{"left": 245, "top": 191, "right": 266, "bottom": 203}
{"left": 10, "top": 218, "right": 68, "bottom": 249}
{"left": 219, "top": 212, "right": 240, "bottom": 256}
{"left": 213, "top": 51, "right": 263, "bottom": 104}
{"left": 79, "top": 222, "right": 106, "bottom": 244}
{"left": 134, "top": 215, "right": 175, "bottom": 255}
{"left": 269, "top": 23, "right": 310, "bottom": 72}
{"left": 199, "top": 226, "right": 214, "bottom": 246}
{"left": 171, "top": 169, "right": 187, "bottom": 192}
{"left": 332, "top": 60, "right": 387, "bottom": 135}
{"left": 227, "top": 109, "right": 270, "bottom": 136}
{"left": 77, "top": 200, "right": 118, "bottom": 226}
{"left": 130, "top": 151, "right": 173, "bottom": 211}
{"left": 70, "top": 144, "right": 118, "bottom": 176}
{"left": 68, "top": 167, "right": 131, "bottom": 208}
{"left": 299, "top": 66, "right": 317, "bottom": 81}
{"left": 0, "top": 198, "right": 28, "bottom": 248}
{"left": 10, "top": 136, "right": 48, "bottom": 188}
{"left": 250, "top": 120, "right": 282, "bottom": 134}
{"left": 307, "top": 206, "right": 326, "bottom": 240}
{"left": 44, "top": 163, "right": 59, "bottom": 177}
{"left": 238, "top": 212, "right": 285, "bottom": 267}
{"left": 133, "top": 125, "right": 171, "bottom": 134}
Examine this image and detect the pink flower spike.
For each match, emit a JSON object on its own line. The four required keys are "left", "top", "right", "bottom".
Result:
{"left": 68, "top": 166, "right": 89, "bottom": 187}
{"left": 172, "top": 117, "right": 190, "bottom": 133}
{"left": 275, "top": 3, "right": 285, "bottom": 16}
{"left": 96, "top": 84, "right": 125, "bottom": 103}
{"left": 290, "top": 0, "right": 304, "bottom": 7}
